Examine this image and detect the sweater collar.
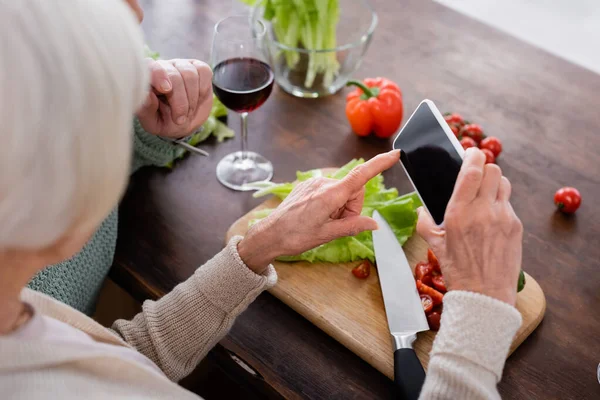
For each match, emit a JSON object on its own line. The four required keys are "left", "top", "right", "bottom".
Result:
{"left": 19, "top": 288, "right": 128, "bottom": 346}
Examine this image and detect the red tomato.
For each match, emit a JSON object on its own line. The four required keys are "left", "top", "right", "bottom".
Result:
{"left": 554, "top": 187, "right": 581, "bottom": 214}
{"left": 427, "top": 249, "right": 440, "bottom": 271}
{"left": 481, "top": 148, "right": 495, "bottom": 164}
{"left": 460, "top": 124, "right": 485, "bottom": 143}
{"left": 460, "top": 136, "right": 477, "bottom": 150}
{"left": 432, "top": 275, "right": 447, "bottom": 293}
{"left": 450, "top": 124, "right": 460, "bottom": 137}
{"left": 421, "top": 275, "right": 433, "bottom": 287}
{"left": 444, "top": 113, "right": 465, "bottom": 127}
{"left": 480, "top": 136, "right": 502, "bottom": 157}
{"left": 415, "top": 262, "right": 432, "bottom": 280}
{"left": 415, "top": 262, "right": 433, "bottom": 286}
{"left": 352, "top": 260, "right": 371, "bottom": 279}
{"left": 420, "top": 294, "right": 433, "bottom": 313}
{"left": 416, "top": 280, "right": 444, "bottom": 305}
{"left": 427, "top": 311, "right": 441, "bottom": 331}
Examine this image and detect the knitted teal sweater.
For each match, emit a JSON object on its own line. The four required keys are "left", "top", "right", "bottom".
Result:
{"left": 27, "top": 121, "right": 185, "bottom": 315}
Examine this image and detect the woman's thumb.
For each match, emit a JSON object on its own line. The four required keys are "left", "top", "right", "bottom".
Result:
{"left": 416, "top": 207, "right": 443, "bottom": 244}
{"left": 325, "top": 215, "right": 379, "bottom": 239}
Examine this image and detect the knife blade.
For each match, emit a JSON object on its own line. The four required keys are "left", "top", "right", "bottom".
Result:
{"left": 372, "top": 210, "right": 429, "bottom": 399}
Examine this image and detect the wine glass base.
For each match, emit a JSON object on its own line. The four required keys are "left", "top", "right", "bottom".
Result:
{"left": 216, "top": 151, "right": 273, "bottom": 191}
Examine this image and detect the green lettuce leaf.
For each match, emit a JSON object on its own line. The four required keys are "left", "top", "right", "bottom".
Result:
{"left": 144, "top": 45, "right": 160, "bottom": 60}
{"left": 296, "top": 168, "right": 323, "bottom": 181}
{"left": 211, "top": 96, "right": 228, "bottom": 119}
{"left": 278, "top": 232, "right": 375, "bottom": 263}
{"left": 246, "top": 181, "right": 294, "bottom": 200}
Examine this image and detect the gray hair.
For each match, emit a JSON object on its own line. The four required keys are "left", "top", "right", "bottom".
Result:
{"left": 0, "top": 0, "right": 147, "bottom": 249}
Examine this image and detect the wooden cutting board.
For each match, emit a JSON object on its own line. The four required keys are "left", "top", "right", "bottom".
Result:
{"left": 226, "top": 175, "right": 546, "bottom": 379}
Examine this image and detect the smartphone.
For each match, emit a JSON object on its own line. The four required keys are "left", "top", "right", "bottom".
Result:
{"left": 393, "top": 99, "right": 465, "bottom": 225}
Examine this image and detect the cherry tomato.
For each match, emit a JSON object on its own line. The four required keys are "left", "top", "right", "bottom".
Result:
{"left": 427, "top": 311, "right": 441, "bottom": 331}
{"left": 427, "top": 249, "right": 440, "bottom": 272}
{"left": 460, "top": 136, "right": 477, "bottom": 150}
{"left": 480, "top": 136, "right": 502, "bottom": 157}
{"left": 415, "top": 262, "right": 432, "bottom": 280}
{"left": 420, "top": 294, "right": 433, "bottom": 313}
{"left": 450, "top": 124, "right": 460, "bottom": 137}
{"left": 460, "top": 123, "right": 485, "bottom": 143}
{"left": 432, "top": 275, "right": 447, "bottom": 293}
{"left": 421, "top": 275, "right": 433, "bottom": 287}
{"left": 416, "top": 280, "right": 444, "bottom": 305}
{"left": 481, "top": 148, "right": 495, "bottom": 164}
{"left": 352, "top": 260, "right": 371, "bottom": 279}
{"left": 554, "top": 187, "right": 581, "bottom": 214}
{"left": 415, "top": 262, "right": 433, "bottom": 286}
{"left": 444, "top": 113, "right": 465, "bottom": 127}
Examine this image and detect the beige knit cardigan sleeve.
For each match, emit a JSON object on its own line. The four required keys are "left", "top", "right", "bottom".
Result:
{"left": 110, "top": 236, "right": 277, "bottom": 382}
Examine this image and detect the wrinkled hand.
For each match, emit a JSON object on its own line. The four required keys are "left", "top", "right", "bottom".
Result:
{"left": 238, "top": 150, "right": 401, "bottom": 273}
{"left": 417, "top": 148, "right": 523, "bottom": 305}
{"left": 136, "top": 59, "right": 213, "bottom": 138}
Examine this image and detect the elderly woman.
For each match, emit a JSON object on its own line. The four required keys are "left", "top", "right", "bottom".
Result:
{"left": 0, "top": 0, "right": 523, "bottom": 398}
{"left": 26, "top": 0, "right": 215, "bottom": 315}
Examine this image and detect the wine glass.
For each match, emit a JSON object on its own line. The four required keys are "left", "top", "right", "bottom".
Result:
{"left": 211, "top": 15, "right": 274, "bottom": 191}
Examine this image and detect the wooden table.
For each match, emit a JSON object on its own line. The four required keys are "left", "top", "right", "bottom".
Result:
{"left": 113, "top": 0, "right": 600, "bottom": 398}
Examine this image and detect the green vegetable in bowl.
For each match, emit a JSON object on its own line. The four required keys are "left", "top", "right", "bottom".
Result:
{"left": 242, "top": 0, "right": 341, "bottom": 88}
{"left": 247, "top": 159, "right": 422, "bottom": 263}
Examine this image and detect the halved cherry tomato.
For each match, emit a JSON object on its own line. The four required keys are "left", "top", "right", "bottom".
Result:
{"left": 415, "top": 262, "right": 433, "bottom": 286}
{"left": 460, "top": 123, "right": 485, "bottom": 143}
{"left": 416, "top": 280, "right": 444, "bottom": 305}
{"left": 554, "top": 187, "right": 581, "bottom": 214}
{"left": 415, "top": 262, "right": 432, "bottom": 280}
{"left": 481, "top": 148, "right": 495, "bottom": 164}
{"left": 352, "top": 260, "right": 371, "bottom": 279}
{"left": 444, "top": 113, "right": 465, "bottom": 128}
{"left": 420, "top": 294, "right": 433, "bottom": 313}
{"left": 432, "top": 275, "right": 447, "bottom": 293}
{"left": 421, "top": 275, "right": 433, "bottom": 287}
{"left": 427, "top": 311, "right": 441, "bottom": 331}
{"left": 480, "top": 136, "right": 502, "bottom": 158}
{"left": 460, "top": 136, "right": 477, "bottom": 150}
{"left": 427, "top": 249, "right": 440, "bottom": 270}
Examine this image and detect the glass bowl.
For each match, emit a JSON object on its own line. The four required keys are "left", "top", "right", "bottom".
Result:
{"left": 251, "top": 0, "right": 378, "bottom": 98}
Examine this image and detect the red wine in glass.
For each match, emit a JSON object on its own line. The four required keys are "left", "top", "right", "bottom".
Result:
{"left": 211, "top": 15, "right": 274, "bottom": 191}
{"left": 212, "top": 57, "right": 274, "bottom": 113}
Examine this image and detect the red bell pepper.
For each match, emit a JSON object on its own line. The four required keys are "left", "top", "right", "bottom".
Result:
{"left": 345, "top": 78, "right": 403, "bottom": 138}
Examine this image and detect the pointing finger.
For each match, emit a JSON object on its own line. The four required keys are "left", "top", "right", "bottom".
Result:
{"left": 339, "top": 150, "right": 400, "bottom": 194}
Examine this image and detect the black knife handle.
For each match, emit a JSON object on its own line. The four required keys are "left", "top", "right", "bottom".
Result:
{"left": 394, "top": 348, "right": 426, "bottom": 400}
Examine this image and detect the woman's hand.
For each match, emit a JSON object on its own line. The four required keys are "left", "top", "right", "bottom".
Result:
{"left": 417, "top": 148, "right": 523, "bottom": 305}
{"left": 238, "top": 150, "right": 401, "bottom": 274}
{"left": 136, "top": 59, "right": 213, "bottom": 138}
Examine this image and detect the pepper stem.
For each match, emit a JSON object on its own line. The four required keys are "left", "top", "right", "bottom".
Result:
{"left": 346, "top": 80, "right": 377, "bottom": 98}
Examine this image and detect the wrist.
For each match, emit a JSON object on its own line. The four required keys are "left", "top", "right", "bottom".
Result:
{"left": 237, "top": 229, "right": 278, "bottom": 274}
{"left": 449, "top": 282, "right": 517, "bottom": 306}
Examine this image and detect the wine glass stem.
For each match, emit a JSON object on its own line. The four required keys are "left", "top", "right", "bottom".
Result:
{"left": 240, "top": 112, "right": 249, "bottom": 161}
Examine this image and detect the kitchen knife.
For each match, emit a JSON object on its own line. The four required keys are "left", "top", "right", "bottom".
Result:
{"left": 372, "top": 210, "right": 429, "bottom": 399}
